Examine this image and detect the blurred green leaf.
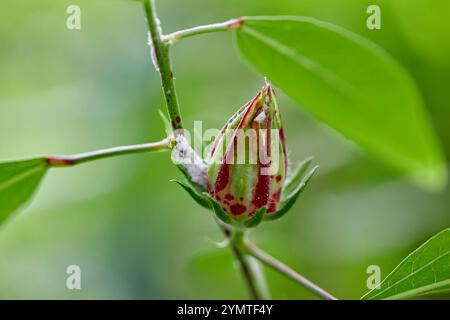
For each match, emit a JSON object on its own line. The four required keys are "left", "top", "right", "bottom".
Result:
{"left": 235, "top": 16, "right": 446, "bottom": 190}
{"left": 362, "top": 228, "right": 450, "bottom": 300}
{"left": 389, "top": 0, "right": 450, "bottom": 66}
{"left": 0, "top": 159, "right": 48, "bottom": 225}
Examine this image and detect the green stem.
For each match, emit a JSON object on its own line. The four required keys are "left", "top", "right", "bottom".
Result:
{"left": 244, "top": 242, "right": 338, "bottom": 300}
{"left": 244, "top": 254, "right": 271, "bottom": 300}
{"left": 218, "top": 225, "right": 269, "bottom": 300}
{"left": 143, "top": 0, "right": 183, "bottom": 131}
{"left": 162, "top": 18, "right": 244, "bottom": 44}
{"left": 46, "top": 140, "right": 170, "bottom": 167}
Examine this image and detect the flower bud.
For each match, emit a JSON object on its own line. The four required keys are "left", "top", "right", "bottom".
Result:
{"left": 206, "top": 80, "right": 288, "bottom": 225}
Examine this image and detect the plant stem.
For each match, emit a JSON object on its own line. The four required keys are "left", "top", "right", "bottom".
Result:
{"left": 46, "top": 140, "right": 170, "bottom": 167}
{"left": 231, "top": 242, "right": 262, "bottom": 300}
{"left": 244, "top": 254, "right": 271, "bottom": 300}
{"left": 244, "top": 242, "right": 338, "bottom": 300}
{"left": 162, "top": 18, "right": 244, "bottom": 44}
{"left": 218, "top": 224, "right": 269, "bottom": 300}
{"left": 143, "top": 0, "right": 183, "bottom": 131}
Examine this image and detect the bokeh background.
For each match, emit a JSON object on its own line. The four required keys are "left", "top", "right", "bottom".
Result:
{"left": 0, "top": 0, "right": 449, "bottom": 299}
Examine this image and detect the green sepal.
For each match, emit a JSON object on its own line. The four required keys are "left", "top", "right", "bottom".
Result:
{"left": 171, "top": 179, "right": 211, "bottom": 209}
{"left": 266, "top": 166, "right": 318, "bottom": 221}
{"left": 203, "top": 193, "right": 233, "bottom": 224}
{"left": 282, "top": 156, "right": 313, "bottom": 198}
{"left": 244, "top": 206, "right": 267, "bottom": 228}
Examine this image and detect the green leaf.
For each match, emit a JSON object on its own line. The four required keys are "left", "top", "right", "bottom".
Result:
{"left": 235, "top": 16, "right": 446, "bottom": 190}
{"left": 0, "top": 158, "right": 48, "bottom": 225}
{"left": 362, "top": 228, "right": 450, "bottom": 300}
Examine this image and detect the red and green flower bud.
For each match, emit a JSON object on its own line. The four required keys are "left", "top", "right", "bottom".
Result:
{"left": 206, "top": 80, "right": 288, "bottom": 225}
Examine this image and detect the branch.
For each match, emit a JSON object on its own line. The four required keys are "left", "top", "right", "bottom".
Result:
{"left": 162, "top": 18, "right": 244, "bottom": 44}
{"left": 46, "top": 140, "right": 170, "bottom": 167}
{"left": 244, "top": 242, "right": 338, "bottom": 300}
{"left": 217, "top": 224, "right": 270, "bottom": 300}
{"left": 143, "top": 0, "right": 183, "bottom": 131}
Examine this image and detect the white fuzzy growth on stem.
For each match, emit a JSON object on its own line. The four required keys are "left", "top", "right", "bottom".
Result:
{"left": 147, "top": 31, "right": 160, "bottom": 71}
{"left": 171, "top": 135, "right": 208, "bottom": 189}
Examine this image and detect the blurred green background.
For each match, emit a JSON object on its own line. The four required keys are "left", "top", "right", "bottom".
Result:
{"left": 0, "top": 0, "right": 449, "bottom": 299}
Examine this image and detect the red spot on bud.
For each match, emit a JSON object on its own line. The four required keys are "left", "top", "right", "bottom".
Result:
{"left": 252, "top": 174, "right": 269, "bottom": 208}
{"left": 267, "top": 189, "right": 282, "bottom": 213}
{"left": 225, "top": 194, "right": 234, "bottom": 201}
{"left": 276, "top": 175, "right": 282, "bottom": 182}
{"left": 248, "top": 209, "right": 257, "bottom": 217}
{"left": 215, "top": 164, "right": 229, "bottom": 193}
{"left": 279, "top": 128, "right": 288, "bottom": 171}
{"left": 175, "top": 116, "right": 181, "bottom": 123}
{"left": 230, "top": 203, "right": 247, "bottom": 215}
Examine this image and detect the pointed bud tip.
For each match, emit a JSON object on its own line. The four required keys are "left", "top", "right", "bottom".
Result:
{"left": 263, "top": 77, "right": 273, "bottom": 92}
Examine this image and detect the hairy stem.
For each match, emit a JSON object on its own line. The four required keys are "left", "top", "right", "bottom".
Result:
{"left": 162, "top": 18, "right": 244, "bottom": 44}
{"left": 244, "top": 242, "right": 338, "bottom": 300}
{"left": 143, "top": 0, "right": 183, "bottom": 131}
{"left": 46, "top": 140, "right": 170, "bottom": 167}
